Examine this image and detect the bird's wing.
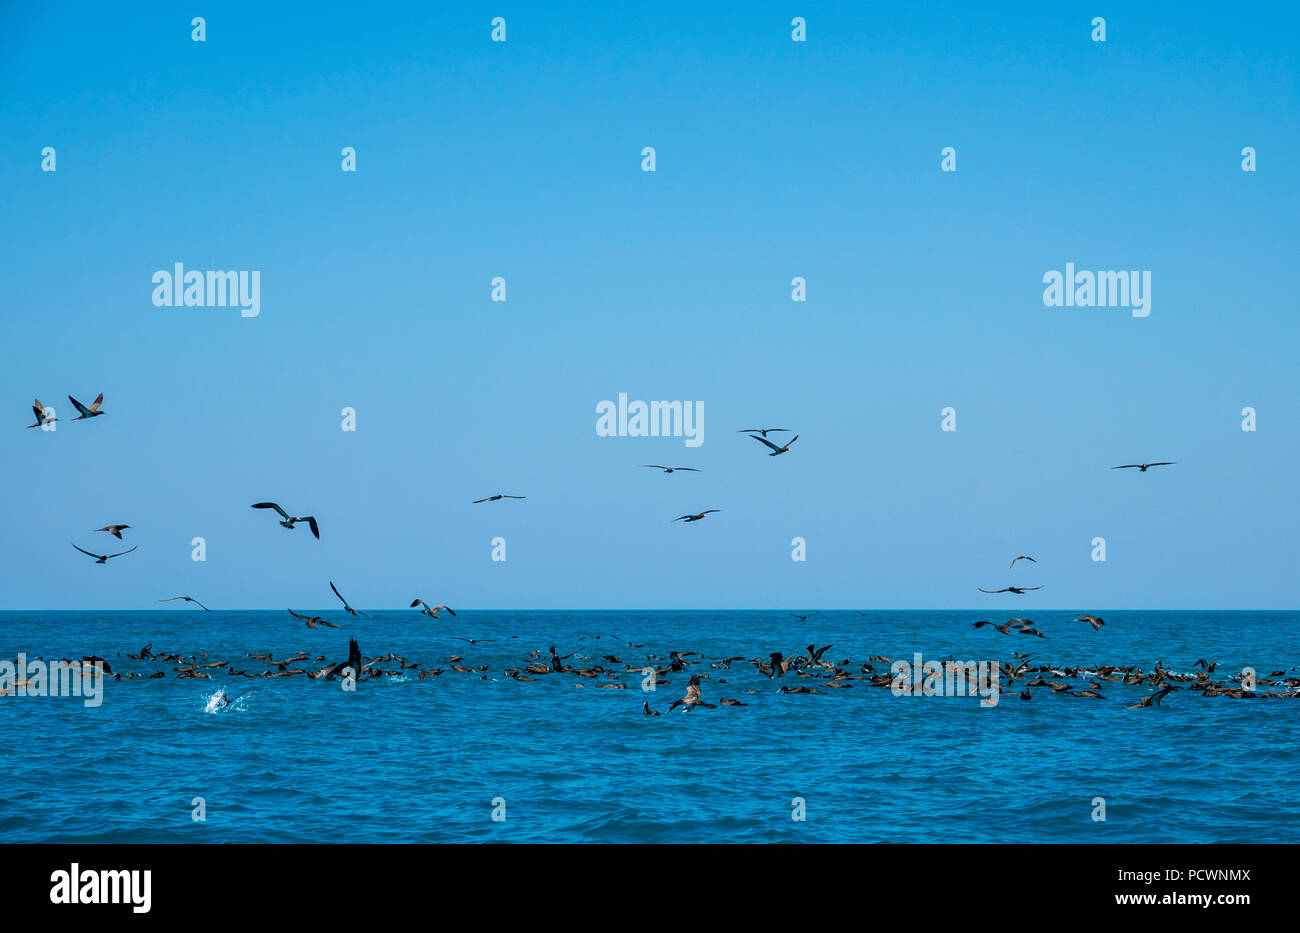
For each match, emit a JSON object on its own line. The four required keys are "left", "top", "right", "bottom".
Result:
{"left": 288, "top": 609, "right": 312, "bottom": 620}
{"left": 72, "top": 543, "right": 101, "bottom": 559}
{"left": 472, "top": 497, "right": 490, "bottom": 503}
{"left": 1111, "top": 465, "right": 1140, "bottom": 470}
{"left": 443, "top": 606, "right": 457, "bottom": 617}
{"left": 1148, "top": 462, "right": 1175, "bottom": 467}
{"left": 783, "top": 435, "right": 800, "bottom": 448}
{"left": 503, "top": 495, "right": 526, "bottom": 499}
{"left": 676, "top": 467, "right": 701, "bottom": 472}
{"left": 329, "top": 581, "right": 350, "bottom": 608}
{"left": 978, "top": 588, "right": 1007, "bottom": 593}
{"left": 252, "top": 502, "right": 289, "bottom": 519}
{"left": 750, "top": 434, "right": 781, "bottom": 452}
{"left": 702, "top": 510, "right": 720, "bottom": 515}
{"left": 160, "top": 596, "right": 183, "bottom": 602}
{"left": 107, "top": 546, "right": 138, "bottom": 559}
{"left": 410, "top": 599, "right": 426, "bottom": 608}
{"left": 643, "top": 465, "right": 667, "bottom": 470}
{"left": 1023, "top": 586, "right": 1044, "bottom": 591}
{"left": 673, "top": 515, "right": 690, "bottom": 521}
{"left": 303, "top": 516, "right": 320, "bottom": 538}
{"left": 193, "top": 599, "right": 211, "bottom": 612}
{"left": 89, "top": 393, "right": 104, "bottom": 412}
{"left": 32, "top": 399, "right": 44, "bottom": 417}
{"left": 68, "top": 395, "right": 92, "bottom": 417}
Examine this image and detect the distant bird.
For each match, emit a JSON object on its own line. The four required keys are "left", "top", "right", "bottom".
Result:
{"left": 251, "top": 502, "right": 319, "bottom": 538}
{"left": 1125, "top": 685, "right": 1174, "bottom": 709}
{"left": 26, "top": 399, "right": 55, "bottom": 428}
{"left": 979, "top": 586, "right": 1043, "bottom": 595}
{"left": 160, "top": 595, "right": 211, "bottom": 611}
{"left": 667, "top": 673, "right": 716, "bottom": 712}
{"left": 1076, "top": 614, "right": 1106, "bottom": 630}
{"left": 410, "top": 599, "right": 456, "bottom": 618}
{"left": 67, "top": 392, "right": 105, "bottom": 421}
{"left": 972, "top": 620, "right": 1019, "bottom": 635}
{"left": 72, "top": 543, "right": 137, "bottom": 564}
{"left": 1017, "top": 625, "right": 1047, "bottom": 639}
{"left": 642, "top": 701, "right": 660, "bottom": 716}
{"left": 749, "top": 433, "right": 799, "bottom": 456}
{"left": 739, "top": 428, "right": 790, "bottom": 437}
{"left": 1008, "top": 555, "right": 1036, "bottom": 569}
{"left": 288, "top": 608, "right": 340, "bottom": 628}
{"left": 96, "top": 524, "right": 130, "bottom": 540}
{"left": 642, "top": 465, "right": 700, "bottom": 474}
{"left": 1112, "top": 462, "right": 1175, "bottom": 472}
{"left": 329, "top": 581, "right": 367, "bottom": 617}
{"left": 472, "top": 494, "right": 525, "bottom": 503}
{"left": 674, "top": 510, "right": 720, "bottom": 523}
{"left": 790, "top": 611, "right": 821, "bottom": 622}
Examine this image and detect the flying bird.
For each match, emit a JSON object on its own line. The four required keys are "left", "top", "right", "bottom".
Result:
{"left": 472, "top": 494, "right": 525, "bottom": 503}
{"left": 972, "top": 620, "right": 1019, "bottom": 635}
{"left": 288, "top": 609, "right": 340, "bottom": 628}
{"left": 329, "top": 581, "right": 367, "bottom": 617}
{"left": 749, "top": 433, "right": 799, "bottom": 456}
{"left": 160, "top": 595, "right": 211, "bottom": 611}
{"left": 1008, "top": 555, "right": 1036, "bottom": 569}
{"left": 251, "top": 502, "right": 319, "bottom": 538}
{"left": 67, "top": 392, "right": 105, "bottom": 421}
{"left": 411, "top": 599, "right": 456, "bottom": 618}
{"left": 26, "top": 399, "right": 56, "bottom": 428}
{"left": 979, "top": 586, "right": 1043, "bottom": 595}
{"left": 673, "top": 510, "right": 720, "bottom": 523}
{"left": 1112, "top": 462, "right": 1175, "bottom": 472}
{"left": 1075, "top": 614, "right": 1106, "bottom": 630}
{"left": 72, "top": 543, "right": 137, "bottom": 564}
{"left": 790, "top": 611, "right": 821, "bottom": 622}
{"left": 96, "top": 524, "right": 130, "bottom": 540}
{"left": 738, "top": 428, "right": 790, "bottom": 437}
{"left": 642, "top": 465, "right": 700, "bottom": 474}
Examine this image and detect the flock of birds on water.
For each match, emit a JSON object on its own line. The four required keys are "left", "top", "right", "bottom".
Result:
{"left": 19, "top": 396, "right": 1297, "bottom": 711}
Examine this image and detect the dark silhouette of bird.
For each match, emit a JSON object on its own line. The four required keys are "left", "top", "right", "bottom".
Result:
{"left": 674, "top": 510, "right": 720, "bottom": 523}
{"left": 96, "top": 524, "right": 130, "bottom": 540}
{"left": 738, "top": 428, "right": 790, "bottom": 437}
{"left": 319, "top": 638, "right": 363, "bottom": 680}
{"left": 472, "top": 494, "right": 525, "bottom": 503}
{"left": 1125, "top": 685, "right": 1175, "bottom": 709}
{"left": 1076, "top": 614, "right": 1105, "bottom": 630}
{"left": 251, "top": 502, "right": 319, "bottom": 538}
{"left": 749, "top": 433, "right": 799, "bottom": 456}
{"left": 67, "top": 392, "right": 105, "bottom": 421}
{"left": 642, "top": 465, "right": 700, "bottom": 473}
{"left": 979, "top": 586, "right": 1043, "bottom": 595}
{"left": 790, "top": 611, "right": 821, "bottom": 622}
{"left": 1112, "top": 462, "right": 1175, "bottom": 472}
{"left": 330, "top": 581, "right": 367, "bottom": 617}
{"left": 288, "top": 609, "right": 340, "bottom": 628}
{"left": 1009, "top": 555, "right": 1036, "bottom": 569}
{"left": 160, "top": 595, "right": 211, "bottom": 611}
{"left": 411, "top": 599, "right": 456, "bottom": 618}
{"left": 26, "top": 398, "right": 56, "bottom": 428}
{"left": 72, "top": 543, "right": 137, "bottom": 564}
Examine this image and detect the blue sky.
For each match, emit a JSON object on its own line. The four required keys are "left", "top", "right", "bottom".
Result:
{"left": 1, "top": 2, "right": 1297, "bottom": 609}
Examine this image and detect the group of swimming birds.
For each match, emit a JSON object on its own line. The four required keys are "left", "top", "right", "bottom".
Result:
{"left": 28, "top": 395, "right": 1257, "bottom": 713}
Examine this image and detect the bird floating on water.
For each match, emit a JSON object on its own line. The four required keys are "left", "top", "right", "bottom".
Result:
{"left": 251, "top": 502, "right": 319, "bottom": 538}
{"left": 667, "top": 673, "right": 716, "bottom": 712}
{"left": 72, "top": 543, "right": 137, "bottom": 564}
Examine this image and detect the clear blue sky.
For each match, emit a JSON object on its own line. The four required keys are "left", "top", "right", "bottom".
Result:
{"left": 2, "top": 2, "right": 1296, "bottom": 609}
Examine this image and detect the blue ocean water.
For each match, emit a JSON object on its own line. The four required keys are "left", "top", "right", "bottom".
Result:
{"left": 0, "top": 610, "right": 1295, "bottom": 843}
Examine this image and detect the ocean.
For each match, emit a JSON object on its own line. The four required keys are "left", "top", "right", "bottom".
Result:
{"left": 1, "top": 610, "right": 1296, "bottom": 843}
